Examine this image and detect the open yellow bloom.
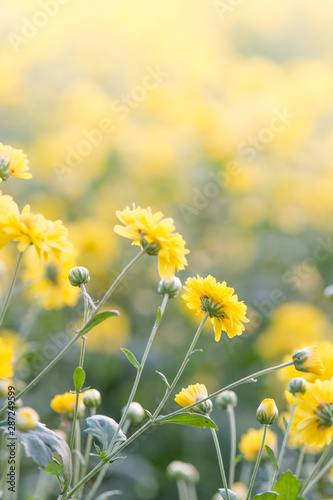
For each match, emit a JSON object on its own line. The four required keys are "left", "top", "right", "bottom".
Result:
{"left": 290, "top": 377, "right": 333, "bottom": 451}
{"left": 50, "top": 392, "right": 85, "bottom": 420}
{"left": 0, "top": 337, "right": 14, "bottom": 379}
{"left": 239, "top": 427, "right": 277, "bottom": 461}
{"left": 114, "top": 204, "right": 189, "bottom": 280}
{"left": 0, "top": 143, "right": 31, "bottom": 182}
{"left": 292, "top": 346, "right": 325, "bottom": 376}
{"left": 175, "top": 383, "right": 212, "bottom": 414}
{"left": 182, "top": 275, "right": 249, "bottom": 341}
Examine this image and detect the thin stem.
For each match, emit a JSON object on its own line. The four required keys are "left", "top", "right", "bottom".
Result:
{"left": 295, "top": 443, "right": 305, "bottom": 479}
{"left": 246, "top": 425, "right": 268, "bottom": 500}
{"left": 227, "top": 405, "right": 236, "bottom": 488}
{"left": 211, "top": 428, "right": 230, "bottom": 500}
{"left": 77, "top": 408, "right": 96, "bottom": 500}
{"left": 152, "top": 313, "right": 209, "bottom": 420}
{"left": 0, "top": 251, "right": 23, "bottom": 328}
{"left": 176, "top": 478, "right": 190, "bottom": 500}
{"left": 271, "top": 396, "right": 297, "bottom": 488}
{"left": 72, "top": 421, "right": 81, "bottom": 498}
{"left": 302, "top": 452, "right": 333, "bottom": 495}
{"left": 13, "top": 441, "right": 20, "bottom": 500}
{"left": 187, "top": 483, "right": 198, "bottom": 500}
{"left": 299, "top": 439, "right": 333, "bottom": 496}
{"left": 155, "top": 361, "right": 294, "bottom": 422}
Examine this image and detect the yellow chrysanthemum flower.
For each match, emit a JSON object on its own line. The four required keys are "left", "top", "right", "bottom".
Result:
{"left": 0, "top": 143, "right": 31, "bottom": 182}
{"left": 182, "top": 275, "right": 249, "bottom": 341}
{"left": 292, "top": 346, "right": 325, "bottom": 376}
{"left": 175, "top": 383, "right": 212, "bottom": 415}
{"left": 238, "top": 427, "right": 277, "bottom": 462}
{"left": 114, "top": 204, "right": 189, "bottom": 280}
{"left": 0, "top": 337, "right": 14, "bottom": 379}
{"left": 50, "top": 392, "right": 85, "bottom": 420}
{"left": 0, "top": 194, "right": 72, "bottom": 262}
{"left": 290, "top": 377, "right": 333, "bottom": 451}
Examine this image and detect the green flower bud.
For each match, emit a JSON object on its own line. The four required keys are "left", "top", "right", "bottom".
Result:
{"left": 215, "top": 391, "right": 238, "bottom": 411}
{"left": 157, "top": 276, "right": 182, "bottom": 298}
{"left": 82, "top": 389, "right": 101, "bottom": 408}
{"left": 17, "top": 407, "right": 40, "bottom": 432}
{"left": 68, "top": 266, "right": 90, "bottom": 287}
{"left": 194, "top": 396, "right": 213, "bottom": 416}
{"left": 288, "top": 377, "right": 307, "bottom": 395}
{"left": 256, "top": 398, "right": 278, "bottom": 425}
{"left": 166, "top": 461, "right": 199, "bottom": 483}
{"left": 123, "top": 402, "right": 145, "bottom": 425}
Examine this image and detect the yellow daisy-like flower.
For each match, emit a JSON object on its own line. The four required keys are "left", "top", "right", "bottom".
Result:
{"left": 0, "top": 143, "right": 31, "bottom": 182}
{"left": 238, "top": 427, "right": 277, "bottom": 462}
{"left": 290, "top": 377, "right": 333, "bottom": 451}
{"left": 0, "top": 194, "right": 72, "bottom": 262}
{"left": 114, "top": 204, "right": 189, "bottom": 280}
{"left": 50, "top": 392, "right": 85, "bottom": 420}
{"left": 175, "top": 383, "right": 212, "bottom": 415}
{"left": 0, "top": 337, "right": 14, "bottom": 379}
{"left": 292, "top": 346, "right": 325, "bottom": 376}
{"left": 182, "top": 275, "right": 249, "bottom": 341}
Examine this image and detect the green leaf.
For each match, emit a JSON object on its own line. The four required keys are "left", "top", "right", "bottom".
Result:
{"left": 156, "top": 306, "right": 162, "bottom": 325}
{"left": 73, "top": 367, "right": 85, "bottom": 392}
{"left": 156, "top": 412, "right": 218, "bottom": 429}
{"left": 274, "top": 471, "right": 301, "bottom": 500}
{"left": 77, "top": 310, "right": 119, "bottom": 336}
{"left": 265, "top": 445, "right": 278, "bottom": 470}
{"left": 42, "top": 458, "right": 63, "bottom": 476}
{"left": 95, "top": 491, "right": 122, "bottom": 500}
{"left": 234, "top": 452, "right": 245, "bottom": 465}
{"left": 84, "top": 415, "right": 126, "bottom": 451}
{"left": 120, "top": 348, "right": 140, "bottom": 369}
{"left": 155, "top": 370, "right": 170, "bottom": 387}
{"left": 251, "top": 493, "right": 278, "bottom": 500}
{"left": 0, "top": 422, "right": 72, "bottom": 493}
{"left": 219, "top": 489, "right": 236, "bottom": 500}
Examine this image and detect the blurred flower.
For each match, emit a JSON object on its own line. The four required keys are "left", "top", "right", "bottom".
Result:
{"left": 232, "top": 483, "right": 248, "bottom": 500}
{"left": 50, "top": 392, "right": 85, "bottom": 420}
{"left": 114, "top": 204, "right": 189, "bottom": 280}
{"left": 292, "top": 346, "right": 325, "bottom": 376}
{"left": 0, "top": 143, "right": 31, "bottom": 182}
{"left": 256, "top": 302, "right": 328, "bottom": 359}
{"left": 175, "top": 383, "right": 212, "bottom": 415}
{"left": 17, "top": 407, "right": 40, "bottom": 431}
{"left": 22, "top": 248, "right": 78, "bottom": 309}
{"left": 166, "top": 461, "right": 199, "bottom": 483}
{"left": 0, "top": 337, "right": 14, "bottom": 379}
{"left": 239, "top": 427, "right": 277, "bottom": 461}
{"left": 182, "top": 275, "right": 249, "bottom": 341}
{"left": 256, "top": 398, "right": 278, "bottom": 425}
{"left": 291, "top": 377, "right": 333, "bottom": 451}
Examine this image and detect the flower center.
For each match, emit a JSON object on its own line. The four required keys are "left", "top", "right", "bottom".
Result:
{"left": 316, "top": 402, "right": 333, "bottom": 429}
{"left": 0, "top": 155, "right": 11, "bottom": 181}
{"left": 200, "top": 295, "right": 225, "bottom": 318}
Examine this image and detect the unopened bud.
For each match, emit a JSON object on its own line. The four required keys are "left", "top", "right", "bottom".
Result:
{"left": 292, "top": 346, "right": 325, "bottom": 376}
{"left": 83, "top": 389, "right": 101, "bottom": 408}
{"left": 216, "top": 391, "right": 238, "bottom": 411}
{"left": 166, "top": 461, "right": 199, "bottom": 483}
{"left": 157, "top": 276, "right": 182, "bottom": 298}
{"left": 288, "top": 377, "right": 306, "bottom": 395}
{"left": 123, "top": 402, "right": 145, "bottom": 425}
{"left": 17, "top": 407, "right": 40, "bottom": 431}
{"left": 68, "top": 266, "right": 90, "bottom": 287}
{"left": 256, "top": 398, "right": 278, "bottom": 425}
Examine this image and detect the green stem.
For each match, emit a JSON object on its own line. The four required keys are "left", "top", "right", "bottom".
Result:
{"left": 227, "top": 404, "right": 236, "bottom": 488}
{"left": 155, "top": 361, "right": 294, "bottom": 421}
{"left": 176, "top": 478, "right": 190, "bottom": 500}
{"left": 246, "top": 425, "right": 268, "bottom": 500}
{"left": 211, "top": 428, "right": 230, "bottom": 500}
{"left": 299, "top": 439, "right": 333, "bottom": 496}
{"left": 187, "top": 483, "right": 198, "bottom": 500}
{"left": 302, "top": 452, "right": 333, "bottom": 495}
{"left": 271, "top": 396, "right": 297, "bottom": 488}
{"left": 85, "top": 293, "right": 170, "bottom": 499}
{"left": 152, "top": 312, "right": 209, "bottom": 420}
{"left": 72, "top": 421, "right": 81, "bottom": 498}
{"left": 14, "top": 441, "right": 20, "bottom": 500}
{"left": 77, "top": 408, "right": 96, "bottom": 500}
{"left": 0, "top": 251, "right": 23, "bottom": 328}
{"left": 295, "top": 443, "right": 305, "bottom": 480}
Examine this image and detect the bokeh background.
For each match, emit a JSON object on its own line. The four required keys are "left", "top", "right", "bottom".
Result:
{"left": 1, "top": 0, "right": 333, "bottom": 498}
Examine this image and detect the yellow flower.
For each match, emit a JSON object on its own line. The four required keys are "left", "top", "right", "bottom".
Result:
{"left": 290, "top": 377, "right": 333, "bottom": 451}
{"left": 182, "top": 275, "right": 249, "bottom": 341}
{"left": 175, "top": 383, "right": 212, "bottom": 415}
{"left": 256, "top": 398, "right": 279, "bottom": 425}
{"left": 0, "top": 337, "right": 14, "bottom": 379}
{"left": 21, "top": 248, "right": 79, "bottom": 309}
{"left": 114, "top": 204, "right": 189, "bottom": 280}
{"left": 17, "top": 407, "right": 40, "bottom": 431}
{"left": 0, "top": 197, "right": 72, "bottom": 262}
{"left": 239, "top": 427, "right": 277, "bottom": 462}
{"left": 0, "top": 143, "right": 31, "bottom": 182}
{"left": 50, "top": 392, "right": 85, "bottom": 420}
{"left": 292, "top": 346, "right": 325, "bottom": 376}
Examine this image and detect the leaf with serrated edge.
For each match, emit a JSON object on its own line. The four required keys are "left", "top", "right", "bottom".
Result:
{"left": 120, "top": 348, "right": 140, "bottom": 369}
{"left": 78, "top": 310, "right": 119, "bottom": 336}
{"left": 274, "top": 471, "right": 301, "bottom": 500}
{"left": 157, "top": 412, "right": 218, "bottom": 429}
{"left": 265, "top": 445, "right": 278, "bottom": 470}
{"left": 84, "top": 415, "right": 126, "bottom": 451}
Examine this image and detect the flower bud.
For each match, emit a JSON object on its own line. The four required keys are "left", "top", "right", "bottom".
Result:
{"left": 166, "top": 461, "right": 199, "bottom": 483}
{"left": 68, "top": 266, "right": 90, "bottom": 287}
{"left": 157, "top": 276, "right": 182, "bottom": 298}
{"left": 215, "top": 391, "right": 238, "bottom": 411}
{"left": 82, "top": 389, "right": 101, "bottom": 408}
{"left": 17, "top": 407, "right": 40, "bottom": 432}
{"left": 0, "top": 155, "right": 11, "bottom": 182}
{"left": 123, "top": 402, "right": 145, "bottom": 425}
{"left": 194, "top": 396, "right": 213, "bottom": 416}
{"left": 288, "top": 377, "right": 307, "bottom": 395}
{"left": 256, "top": 398, "right": 278, "bottom": 425}
{"left": 324, "top": 284, "right": 333, "bottom": 300}
{"left": 0, "top": 380, "right": 10, "bottom": 398}
{"left": 292, "top": 346, "right": 325, "bottom": 376}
